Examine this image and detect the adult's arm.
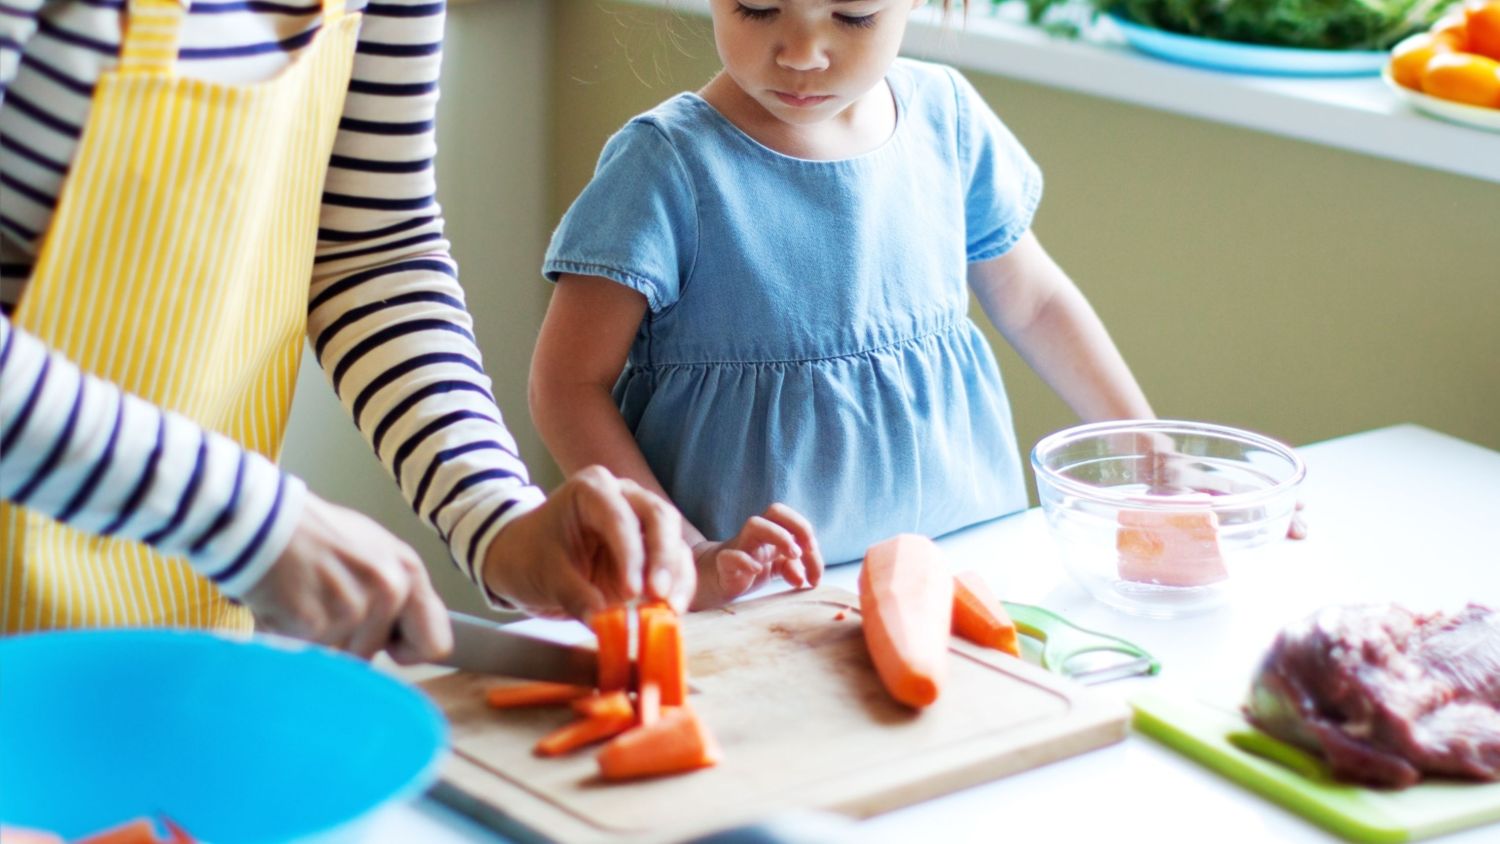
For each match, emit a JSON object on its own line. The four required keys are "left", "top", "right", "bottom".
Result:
{"left": 304, "top": 0, "right": 546, "bottom": 605}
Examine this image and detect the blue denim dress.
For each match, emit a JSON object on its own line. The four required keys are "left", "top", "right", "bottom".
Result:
{"left": 543, "top": 59, "right": 1043, "bottom": 565}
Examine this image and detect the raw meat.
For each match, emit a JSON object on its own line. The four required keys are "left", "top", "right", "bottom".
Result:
{"left": 1244, "top": 603, "right": 1500, "bottom": 788}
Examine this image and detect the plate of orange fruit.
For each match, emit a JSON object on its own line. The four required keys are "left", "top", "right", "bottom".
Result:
{"left": 1384, "top": 0, "right": 1500, "bottom": 131}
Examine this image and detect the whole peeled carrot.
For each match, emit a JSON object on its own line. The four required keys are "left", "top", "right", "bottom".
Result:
{"left": 859, "top": 534, "right": 954, "bottom": 708}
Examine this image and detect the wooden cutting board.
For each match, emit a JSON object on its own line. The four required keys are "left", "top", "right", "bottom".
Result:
{"left": 421, "top": 586, "right": 1128, "bottom": 844}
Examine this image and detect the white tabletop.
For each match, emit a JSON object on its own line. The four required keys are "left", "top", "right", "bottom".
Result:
{"left": 374, "top": 424, "right": 1500, "bottom": 843}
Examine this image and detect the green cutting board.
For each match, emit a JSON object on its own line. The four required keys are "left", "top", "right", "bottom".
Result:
{"left": 1132, "top": 691, "right": 1500, "bottom": 843}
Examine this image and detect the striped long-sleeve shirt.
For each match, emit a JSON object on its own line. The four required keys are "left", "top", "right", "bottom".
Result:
{"left": 0, "top": 0, "right": 544, "bottom": 603}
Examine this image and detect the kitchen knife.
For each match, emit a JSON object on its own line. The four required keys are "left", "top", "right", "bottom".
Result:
{"left": 439, "top": 611, "right": 600, "bottom": 686}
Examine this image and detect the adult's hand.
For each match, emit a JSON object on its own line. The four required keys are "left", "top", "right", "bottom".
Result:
{"left": 242, "top": 493, "right": 453, "bottom": 665}
{"left": 482, "top": 466, "right": 695, "bottom": 620}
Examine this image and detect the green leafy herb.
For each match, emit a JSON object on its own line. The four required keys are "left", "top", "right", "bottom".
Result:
{"left": 1005, "top": 0, "right": 1460, "bottom": 50}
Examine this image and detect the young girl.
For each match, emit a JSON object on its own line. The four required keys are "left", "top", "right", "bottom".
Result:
{"left": 530, "top": 0, "right": 1154, "bottom": 609}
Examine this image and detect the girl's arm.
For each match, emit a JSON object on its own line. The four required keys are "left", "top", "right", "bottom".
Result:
{"left": 531, "top": 274, "right": 821, "bottom": 607}
{"left": 529, "top": 274, "right": 686, "bottom": 530}
{"left": 968, "top": 231, "right": 1154, "bottom": 422}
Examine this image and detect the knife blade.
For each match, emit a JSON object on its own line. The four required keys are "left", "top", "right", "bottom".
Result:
{"left": 439, "top": 611, "right": 600, "bottom": 686}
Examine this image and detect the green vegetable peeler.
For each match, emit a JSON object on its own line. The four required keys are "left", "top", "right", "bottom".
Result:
{"left": 1002, "top": 602, "right": 1162, "bottom": 684}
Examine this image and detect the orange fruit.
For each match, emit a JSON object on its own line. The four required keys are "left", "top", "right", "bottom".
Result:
{"left": 1465, "top": 1, "right": 1500, "bottom": 60}
{"left": 1389, "top": 32, "right": 1461, "bottom": 89}
{"left": 1420, "top": 51, "right": 1500, "bottom": 108}
{"left": 1432, "top": 11, "right": 1471, "bottom": 50}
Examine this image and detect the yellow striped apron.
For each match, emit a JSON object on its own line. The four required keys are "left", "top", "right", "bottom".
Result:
{"left": 1, "top": 0, "right": 361, "bottom": 632}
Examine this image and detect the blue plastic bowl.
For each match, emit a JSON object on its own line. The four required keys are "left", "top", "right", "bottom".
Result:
{"left": 0, "top": 629, "right": 447, "bottom": 843}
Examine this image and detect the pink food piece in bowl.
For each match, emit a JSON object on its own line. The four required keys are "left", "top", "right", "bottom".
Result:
{"left": 1116, "top": 497, "right": 1226, "bottom": 587}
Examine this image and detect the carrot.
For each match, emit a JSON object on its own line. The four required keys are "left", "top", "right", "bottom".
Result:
{"left": 74, "top": 818, "right": 160, "bottom": 844}
{"left": 592, "top": 606, "right": 631, "bottom": 692}
{"left": 951, "top": 570, "right": 1020, "bottom": 657}
{"left": 637, "top": 680, "right": 661, "bottom": 726}
{"left": 0, "top": 827, "right": 66, "bottom": 844}
{"left": 160, "top": 816, "right": 198, "bottom": 844}
{"left": 638, "top": 602, "right": 687, "bottom": 706}
{"left": 535, "top": 711, "right": 636, "bottom": 757}
{"left": 1117, "top": 507, "right": 1226, "bottom": 587}
{"left": 597, "top": 706, "right": 721, "bottom": 781}
{"left": 572, "top": 690, "right": 631, "bottom": 719}
{"left": 859, "top": 534, "right": 954, "bottom": 708}
{"left": 485, "top": 681, "right": 593, "bottom": 709}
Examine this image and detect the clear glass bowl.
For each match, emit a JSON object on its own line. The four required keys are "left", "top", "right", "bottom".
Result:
{"left": 1031, "top": 420, "right": 1305, "bottom": 618}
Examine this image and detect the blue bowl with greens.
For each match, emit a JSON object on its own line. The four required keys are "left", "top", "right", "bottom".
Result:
{"left": 1108, "top": 12, "right": 1390, "bottom": 75}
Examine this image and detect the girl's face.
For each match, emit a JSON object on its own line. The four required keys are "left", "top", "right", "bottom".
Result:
{"left": 709, "top": 0, "right": 923, "bottom": 128}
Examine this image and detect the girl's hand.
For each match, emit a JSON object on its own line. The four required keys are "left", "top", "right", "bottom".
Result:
{"left": 1143, "top": 434, "right": 1308, "bottom": 540}
{"left": 1288, "top": 501, "right": 1308, "bottom": 540}
{"left": 482, "top": 467, "right": 695, "bottom": 620}
{"left": 690, "top": 503, "right": 825, "bottom": 610}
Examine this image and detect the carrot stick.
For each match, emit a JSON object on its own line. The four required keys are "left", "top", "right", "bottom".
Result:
{"left": 637, "top": 680, "right": 661, "bottom": 727}
{"left": 597, "top": 706, "right": 721, "bottom": 781}
{"left": 859, "top": 534, "right": 954, "bottom": 708}
{"left": 0, "top": 827, "right": 66, "bottom": 844}
{"left": 74, "top": 818, "right": 160, "bottom": 844}
{"left": 535, "top": 711, "right": 636, "bottom": 757}
{"left": 638, "top": 602, "right": 686, "bottom": 705}
{"left": 485, "top": 681, "right": 593, "bottom": 709}
{"left": 951, "top": 570, "right": 1020, "bottom": 657}
{"left": 592, "top": 606, "right": 631, "bottom": 692}
{"left": 572, "top": 690, "right": 632, "bottom": 719}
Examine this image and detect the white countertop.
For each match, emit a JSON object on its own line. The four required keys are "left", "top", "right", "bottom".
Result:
{"left": 375, "top": 424, "right": 1500, "bottom": 843}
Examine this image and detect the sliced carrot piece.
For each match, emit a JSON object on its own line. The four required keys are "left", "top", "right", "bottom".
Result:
{"left": 597, "top": 706, "right": 721, "bottom": 781}
{"left": 160, "top": 816, "right": 198, "bottom": 844}
{"left": 0, "top": 827, "right": 66, "bottom": 844}
{"left": 859, "top": 534, "right": 954, "bottom": 708}
{"left": 638, "top": 602, "right": 686, "bottom": 705}
{"left": 535, "top": 711, "right": 636, "bottom": 757}
{"left": 592, "top": 606, "right": 631, "bottom": 692}
{"left": 637, "top": 680, "right": 661, "bottom": 727}
{"left": 74, "top": 818, "right": 160, "bottom": 844}
{"left": 1117, "top": 507, "right": 1226, "bottom": 587}
{"left": 485, "top": 681, "right": 592, "bottom": 709}
{"left": 951, "top": 570, "right": 1020, "bottom": 657}
{"left": 571, "top": 690, "right": 632, "bottom": 719}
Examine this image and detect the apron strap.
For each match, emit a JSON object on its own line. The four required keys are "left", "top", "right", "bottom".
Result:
{"left": 119, "top": 0, "right": 189, "bottom": 75}
{"left": 120, "top": 0, "right": 348, "bottom": 76}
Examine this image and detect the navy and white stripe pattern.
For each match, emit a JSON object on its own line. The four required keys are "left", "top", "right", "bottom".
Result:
{"left": 0, "top": 0, "right": 543, "bottom": 599}
{"left": 0, "top": 318, "right": 305, "bottom": 594}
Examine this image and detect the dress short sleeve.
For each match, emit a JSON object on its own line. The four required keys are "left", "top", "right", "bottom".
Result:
{"left": 542, "top": 120, "right": 698, "bottom": 313}
{"left": 949, "top": 68, "right": 1044, "bottom": 263}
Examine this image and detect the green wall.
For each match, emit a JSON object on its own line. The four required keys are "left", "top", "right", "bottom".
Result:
{"left": 548, "top": 0, "right": 1500, "bottom": 491}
